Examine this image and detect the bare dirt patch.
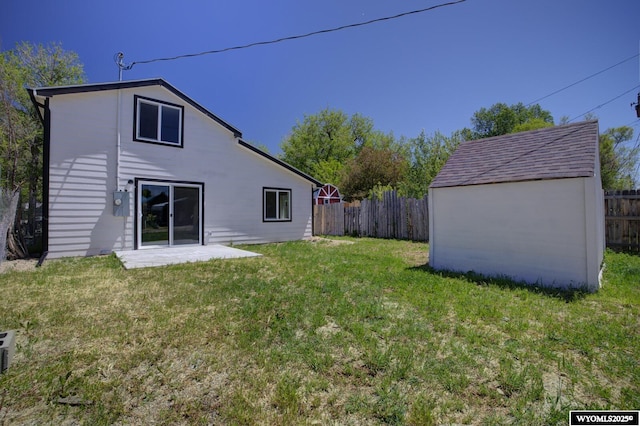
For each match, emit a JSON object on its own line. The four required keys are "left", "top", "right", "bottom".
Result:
{"left": 307, "top": 236, "right": 355, "bottom": 246}
{"left": 0, "top": 259, "right": 38, "bottom": 273}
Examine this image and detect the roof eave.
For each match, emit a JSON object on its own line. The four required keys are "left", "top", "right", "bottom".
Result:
{"left": 28, "top": 78, "right": 243, "bottom": 138}
{"left": 27, "top": 88, "right": 46, "bottom": 125}
{"left": 430, "top": 173, "right": 596, "bottom": 189}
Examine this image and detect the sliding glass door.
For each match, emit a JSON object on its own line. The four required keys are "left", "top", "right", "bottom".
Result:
{"left": 172, "top": 186, "right": 200, "bottom": 245}
{"left": 138, "top": 181, "right": 202, "bottom": 248}
{"left": 140, "top": 184, "right": 170, "bottom": 246}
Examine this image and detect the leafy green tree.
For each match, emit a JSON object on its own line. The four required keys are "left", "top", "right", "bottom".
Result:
{"left": 599, "top": 126, "right": 637, "bottom": 189}
{"left": 512, "top": 117, "right": 555, "bottom": 133}
{"left": 398, "top": 130, "right": 465, "bottom": 198}
{"left": 279, "top": 108, "right": 392, "bottom": 185}
{"left": 310, "top": 158, "right": 344, "bottom": 188}
{"left": 367, "top": 183, "right": 396, "bottom": 200}
{"left": 0, "top": 50, "right": 35, "bottom": 192}
{"left": 470, "top": 102, "right": 554, "bottom": 139}
{"left": 0, "top": 41, "right": 85, "bottom": 258}
{"left": 0, "top": 51, "right": 35, "bottom": 260}
{"left": 340, "top": 145, "right": 408, "bottom": 201}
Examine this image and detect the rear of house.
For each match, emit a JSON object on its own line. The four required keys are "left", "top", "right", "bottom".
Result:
{"left": 428, "top": 121, "right": 604, "bottom": 292}
{"left": 29, "top": 79, "right": 322, "bottom": 258}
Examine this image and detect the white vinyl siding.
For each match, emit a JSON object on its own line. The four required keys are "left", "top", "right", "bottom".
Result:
{"left": 429, "top": 177, "right": 603, "bottom": 292}
{"left": 47, "top": 93, "right": 129, "bottom": 257}
{"left": 44, "top": 84, "right": 315, "bottom": 258}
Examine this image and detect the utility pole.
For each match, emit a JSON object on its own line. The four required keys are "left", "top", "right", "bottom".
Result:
{"left": 114, "top": 52, "right": 132, "bottom": 81}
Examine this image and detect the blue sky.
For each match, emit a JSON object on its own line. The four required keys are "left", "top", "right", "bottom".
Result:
{"left": 3, "top": 0, "right": 640, "bottom": 155}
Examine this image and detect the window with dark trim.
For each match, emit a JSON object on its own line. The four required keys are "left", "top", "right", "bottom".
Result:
{"left": 134, "top": 95, "right": 184, "bottom": 147}
{"left": 263, "top": 188, "right": 291, "bottom": 222}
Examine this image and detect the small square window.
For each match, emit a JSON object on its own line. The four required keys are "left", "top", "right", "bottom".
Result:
{"left": 135, "top": 96, "right": 183, "bottom": 147}
{"left": 263, "top": 188, "right": 291, "bottom": 222}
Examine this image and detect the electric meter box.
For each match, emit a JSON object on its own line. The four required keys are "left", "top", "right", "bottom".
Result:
{"left": 113, "top": 191, "right": 130, "bottom": 216}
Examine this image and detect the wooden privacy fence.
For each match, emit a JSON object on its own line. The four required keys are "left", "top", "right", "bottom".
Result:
{"left": 313, "top": 191, "right": 429, "bottom": 241}
{"left": 604, "top": 190, "right": 640, "bottom": 252}
{"left": 314, "top": 189, "right": 640, "bottom": 252}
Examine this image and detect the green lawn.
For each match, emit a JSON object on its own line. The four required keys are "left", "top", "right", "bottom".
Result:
{"left": 0, "top": 238, "right": 638, "bottom": 425}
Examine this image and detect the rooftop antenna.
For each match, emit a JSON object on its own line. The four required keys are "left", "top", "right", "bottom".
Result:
{"left": 114, "top": 52, "right": 133, "bottom": 81}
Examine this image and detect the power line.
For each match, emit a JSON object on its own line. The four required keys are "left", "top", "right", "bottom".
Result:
{"left": 623, "top": 118, "right": 640, "bottom": 128}
{"left": 526, "top": 53, "right": 640, "bottom": 106}
{"left": 568, "top": 84, "right": 640, "bottom": 122}
{"left": 120, "top": 0, "right": 467, "bottom": 70}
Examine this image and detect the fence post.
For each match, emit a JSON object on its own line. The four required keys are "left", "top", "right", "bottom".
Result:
{"left": 312, "top": 190, "right": 431, "bottom": 242}
{"left": 604, "top": 189, "right": 640, "bottom": 252}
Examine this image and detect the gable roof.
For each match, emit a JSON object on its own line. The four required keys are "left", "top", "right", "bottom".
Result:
{"left": 28, "top": 78, "right": 323, "bottom": 187}
{"left": 28, "top": 78, "right": 242, "bottom": 137}
{"left": 430, "top": 120, "right": 599, "bottom": 189}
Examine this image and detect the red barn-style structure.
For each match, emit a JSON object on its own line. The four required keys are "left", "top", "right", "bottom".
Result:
{"left": 313, "top": 184, "right": 342, "bottom": 205}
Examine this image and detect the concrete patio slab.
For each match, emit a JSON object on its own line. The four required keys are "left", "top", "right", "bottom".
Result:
{"left": 115, "top": 244, "right": 262, "bottom": 269}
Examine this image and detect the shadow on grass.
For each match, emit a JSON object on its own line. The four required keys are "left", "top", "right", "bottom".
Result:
{"left": 408, "top": 262, "right": 589, "bottom": 303}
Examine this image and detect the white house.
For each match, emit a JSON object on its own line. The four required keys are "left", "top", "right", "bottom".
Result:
{"left": 28, "top": 79, "right": 322, "bottom": 259}
{"left": 428, "top": 120, "right": 604, "bottom": 292}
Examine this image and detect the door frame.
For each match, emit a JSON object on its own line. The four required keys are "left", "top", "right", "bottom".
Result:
{"left": 134, "top": 178, "right": 204, "bottom": 249}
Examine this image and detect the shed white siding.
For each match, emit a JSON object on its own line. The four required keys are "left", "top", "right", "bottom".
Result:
{"left": 42, "top": 83, "right": 317, "bottom": 258}
{"left": 429, "top": 177, "right": 603, "bottom": 291}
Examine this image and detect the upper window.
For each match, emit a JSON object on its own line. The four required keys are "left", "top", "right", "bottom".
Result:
{"left": 263, "top": 188, "right": 291, "bottom": 222}
{"left": 134, "top": 95, "right": 184, "bottom": 147}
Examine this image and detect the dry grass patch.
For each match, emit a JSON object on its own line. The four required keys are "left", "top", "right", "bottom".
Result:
{"left": 0, "top": 259, "right": 37, "bottom": 273}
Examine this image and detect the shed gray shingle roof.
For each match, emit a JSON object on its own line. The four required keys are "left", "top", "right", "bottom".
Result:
{"left": 429, "top": 120, "right": 599, "bottom": 188}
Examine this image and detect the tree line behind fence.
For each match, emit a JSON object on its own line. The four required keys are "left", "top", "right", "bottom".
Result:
{"left": 314, "top": 189, "right": 640, "bottom": 252}
{"left": 313, "top": 191, "right": 429, "bottom": 241}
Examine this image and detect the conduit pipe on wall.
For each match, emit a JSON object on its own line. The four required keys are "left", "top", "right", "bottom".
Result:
{"left": 116, "top": 89, "right": 122, "bottom": 191}
{"left": 115, "top": 88, "right": 126, "bottom": 250}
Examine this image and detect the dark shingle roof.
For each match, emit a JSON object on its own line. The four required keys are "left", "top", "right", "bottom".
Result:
{"left": 429, "top": 120, "right": 599, "bottom": 188}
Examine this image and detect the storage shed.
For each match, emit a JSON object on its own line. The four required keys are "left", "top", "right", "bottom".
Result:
{"left": 428, "top": 120, "right": 604, "bottom": 292}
